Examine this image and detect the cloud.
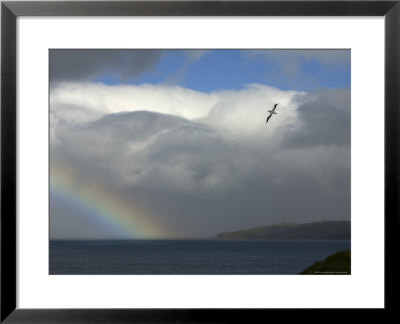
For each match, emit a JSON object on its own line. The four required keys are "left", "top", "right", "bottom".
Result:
{"left": 184, "top": 50, "right": 210, "bottom": 61}
{"left": 49, "top": 49, "right": 211, "bottom": 85}
{"left": 50, "top": 82, "right": 219, "bottom": 124}
{"left": 269, "top": 49, "right": 349, "bottom": 65}
{"left": 244, "top": 49, "right": 350, "bottom": 90}
{"left": 248, "top": 49, "right": 350, "bottom": 75}
{"left": 50, "top": 49, "right": 164, "bottom": 82}
{"left": 50, "top": 82, "right": 351, "bottom": 238}
{"left": 282, "top": 88, "right": 351, "bottom": 148}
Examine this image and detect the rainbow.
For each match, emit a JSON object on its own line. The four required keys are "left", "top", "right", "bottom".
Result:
{"left": 50, "top": 164, "right": 171, "bottom": 239}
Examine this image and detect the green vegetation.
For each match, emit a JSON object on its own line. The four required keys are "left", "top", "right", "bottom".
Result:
{"left": 216, "top": 221, "right": 350, "bottom": 240}
{"left": 301, "top": 250, "right": 351, "bottom": 274}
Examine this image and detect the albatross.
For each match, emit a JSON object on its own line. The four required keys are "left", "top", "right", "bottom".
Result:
{"left": 266, "top": 103, "right": 278, "bottom": 123}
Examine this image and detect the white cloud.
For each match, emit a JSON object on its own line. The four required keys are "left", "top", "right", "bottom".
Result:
{"left": 50, "top": 82, "right": 302, "bottom": 145}
{"left": 50, "top": 82, "right": 220, "bottom": 122}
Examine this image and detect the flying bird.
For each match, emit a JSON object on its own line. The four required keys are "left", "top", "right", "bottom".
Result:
{"left": 266, "top": 104, "right": 278, "bottom": 123}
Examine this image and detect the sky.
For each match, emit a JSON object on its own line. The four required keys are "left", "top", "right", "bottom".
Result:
{"left": 49, "top": 49, "right": 351, "bottom": 239}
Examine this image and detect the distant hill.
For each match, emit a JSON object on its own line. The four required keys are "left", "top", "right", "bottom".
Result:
{"left": 216, "top": 221, "right": 350, "bottom": 240}
{"left": 301, "top": 250, "right": 351, "bottom": 274}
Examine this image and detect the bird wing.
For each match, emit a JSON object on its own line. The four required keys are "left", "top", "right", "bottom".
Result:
{"left": 266, "top": 115, "right": 272, "bottom": 123}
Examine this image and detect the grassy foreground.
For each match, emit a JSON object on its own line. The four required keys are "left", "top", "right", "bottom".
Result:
{"left": 301, "top": 250, "right": 351, "bottom": 274}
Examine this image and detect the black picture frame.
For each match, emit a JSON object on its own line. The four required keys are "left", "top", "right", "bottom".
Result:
{"left": 1, "top": 0, "right": 399, "bottom": 322}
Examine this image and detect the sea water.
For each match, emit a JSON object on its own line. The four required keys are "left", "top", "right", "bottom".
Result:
{"left": 49, "top": 239, "right": 350, "bottom": 275}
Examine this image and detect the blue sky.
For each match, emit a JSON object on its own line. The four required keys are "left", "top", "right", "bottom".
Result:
{"left": 92, "top": 49, "right": 350, "bottom": 92}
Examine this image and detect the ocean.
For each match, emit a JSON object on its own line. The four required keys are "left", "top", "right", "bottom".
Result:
{"left": 49, "top": 239, "right": 350, "bottom": 275}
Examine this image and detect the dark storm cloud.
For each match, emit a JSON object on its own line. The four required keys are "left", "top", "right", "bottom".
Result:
{"left": 127, "top": 147, "right": 350, "bottom": 238}
{"left": 282, "top": 89, "right": 350, "bottom": 148}
{"left": 52, "top": 110, "right": 234, "bottom": 192}
{"left": 51, "top": 110, "right": 194, "bottom": 187}
{"left": 49, "top": 49, "right": 164, "bottom": 82}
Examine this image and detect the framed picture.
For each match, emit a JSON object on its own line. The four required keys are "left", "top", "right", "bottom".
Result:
{"left": 1, "top": 0, "right": 399, "bottom": 322}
